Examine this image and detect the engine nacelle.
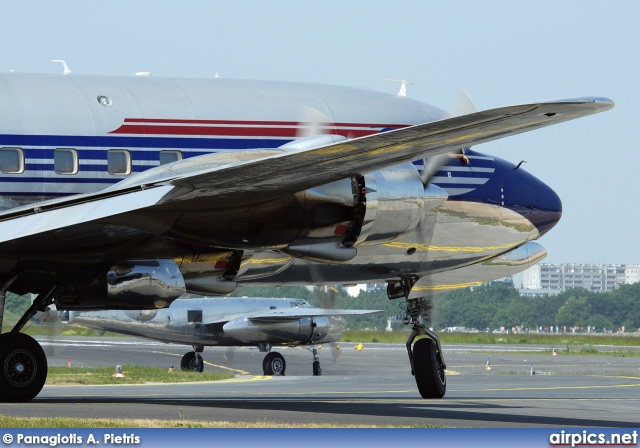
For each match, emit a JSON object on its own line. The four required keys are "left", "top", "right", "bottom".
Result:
{"left": 310, "top": 316, "right": 347, "bottom": 344}
{"left": 222, "top": 316, "right": 344, "bottom": 345}
{"left": 355, "top": 163, "right": 428, "bottom": 246}
{"left": 124, "top": 309, "right": 158, "bottom": 321}
{"left": 288, "top": 162, "right": 444, "bottom": 255}
{"left": 56, "top": 259, "right": 185, "bottom": 310}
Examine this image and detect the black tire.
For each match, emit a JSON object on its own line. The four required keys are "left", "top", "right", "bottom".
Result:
{"left": 263, "top": 352, "right": 286, "bottom": 376}
{"left": 312, "top": 360, "right": 321, "bottom": 376}
{"left": 180, "top": 352, "right": 204, "bottom": 372}
{"left": 0, "top": 333, "right": 48, "bottom": 402}
{"left": 413, "top": 338, "right": 446, "bottom": 399}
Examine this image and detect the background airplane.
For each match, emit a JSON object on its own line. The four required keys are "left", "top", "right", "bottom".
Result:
{"left": 0, "top": 71, "right": 613, "bottom": 402}
{"left": 43, "top": 297, "right": 382, "bottom": 376}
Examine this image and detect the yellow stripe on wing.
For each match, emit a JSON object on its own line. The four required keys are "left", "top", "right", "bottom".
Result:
{"left": 412, "top": 282, "right": 483, "bottom": 291}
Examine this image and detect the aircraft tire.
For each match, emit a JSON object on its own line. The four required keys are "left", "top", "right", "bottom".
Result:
{"left": 0, "top": 332, "right": 48, "bottom": 402}
{"left": 262, "top": 352, "right": 286, "bottom": 376}
{"left": 180, "top": 352, "right": 204, "bottom": 372}
{"left": 413, "top": 338, "right": 446, "bottom": 399}
{"left": 312, "top": 360, "right": 321, "bottom": 376}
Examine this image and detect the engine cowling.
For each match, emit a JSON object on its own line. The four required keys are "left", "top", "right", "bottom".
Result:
{"left": 287, "top": 162, "right": 447, "bottom": 259}
{"left": 56, "top": 259, "right": 185, "bottom": 310}
{"left": 354, "top": 163, "right": 429, "bottom": 246}
{"left": 222, "top": 316, "right": 344, "bottom": 345}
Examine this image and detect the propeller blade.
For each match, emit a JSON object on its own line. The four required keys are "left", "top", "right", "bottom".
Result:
{"left": 420, "top": 153, "right": 451, "bottom": 186}
{"left": 31, "top": 306, "right": 68, "bottom": 358}
{"left": 222, "top": 347, "right": 236, "bottom": 362}
{"left": 449, "top": 88, "right": 478, "bottom": 117}
{"left": 297, "top": 106, "right": 331, "bottom": 138}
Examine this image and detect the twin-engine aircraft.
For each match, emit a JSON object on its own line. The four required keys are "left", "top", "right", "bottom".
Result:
{"left": 44, "top": 296, "right": 381, "bottom": 376}
{"left": 0, "top": 69, "right": 613, "bottom": 401}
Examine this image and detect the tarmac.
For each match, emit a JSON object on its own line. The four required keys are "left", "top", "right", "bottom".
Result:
{"left": 2, "top": 336, "right": 639, "bottom": 427}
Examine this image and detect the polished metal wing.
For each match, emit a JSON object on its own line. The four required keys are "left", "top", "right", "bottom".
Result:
{"left": 245, "top": 307, "right": 385, "bottom": 322}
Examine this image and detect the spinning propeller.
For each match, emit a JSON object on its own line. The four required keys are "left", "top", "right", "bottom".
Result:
{"left": 420, "top": 88, "right": 479, "bottom": 187}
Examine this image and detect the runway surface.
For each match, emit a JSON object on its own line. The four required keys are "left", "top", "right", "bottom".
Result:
{"left": 3, "top": 337, "right": 640, "bottom": 427}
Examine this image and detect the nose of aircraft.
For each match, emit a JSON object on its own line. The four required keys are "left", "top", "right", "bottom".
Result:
{"left": 489, "top": 152, "right": 563, "bottom": 238}
{"left": 529, "top": 178, "right": 562, "bottom": 237}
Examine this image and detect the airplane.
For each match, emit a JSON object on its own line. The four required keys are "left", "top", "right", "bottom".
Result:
{"left": 43, "top": 296, "right": 382, "bottom": 376}
{"left": 0, "top": 66, "right": 613, "bottom": 402}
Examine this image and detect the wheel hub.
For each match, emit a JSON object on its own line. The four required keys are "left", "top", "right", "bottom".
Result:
{"left": 4, "top": 349, "right": 37, "bottom": 388}
{"left": 272, "top": 359, "right": 283, "bottom": 373}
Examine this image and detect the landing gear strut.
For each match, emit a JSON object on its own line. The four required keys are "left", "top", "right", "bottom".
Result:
{"left": 388, "top": 277, "right": 446, "bottom": 399}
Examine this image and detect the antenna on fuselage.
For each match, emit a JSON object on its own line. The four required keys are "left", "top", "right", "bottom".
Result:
{"left": 52, "top": 60, "right": 72, "bottom": 75}
{"left": 513, "top": 160, "right": 527, "bottom": 171}
{"left": 379, "top": 77, "right": 414, "bottom": 97}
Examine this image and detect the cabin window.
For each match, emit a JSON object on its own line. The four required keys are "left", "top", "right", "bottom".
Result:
{"left": 0, "top": 147, "right": 25, "bottom": 174}
{"left": 54, "top": 148, "right": 78, "bottom": 175}
{"left": 159, "top": 150, "right": 182, "bottom": 165}
{"left": 107, "top": 149, "right": 131, "bottom": 175}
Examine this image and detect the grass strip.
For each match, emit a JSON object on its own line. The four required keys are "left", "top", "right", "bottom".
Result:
{"left": 46, "top": 365, "right": 233, "bottom": 385}
{"left": 0, "top": 415, "right": 443, "bottom": 428}
{"left": 341, "top": 330, "right": 640, "bottom": 346}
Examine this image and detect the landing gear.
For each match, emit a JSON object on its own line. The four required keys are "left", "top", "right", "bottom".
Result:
{"left": 262, "top": 352, "right": 286, "bottom": 376}
{"left": 309, "top": 348, "right": 322, "bottom": 376}
{"left": 0, "top": 332, "right": 48, "bottom": 402}
{"left": 413, "top": 337, "right": 446, "bottom": 398}
{"left": 388, "top": 277, "right": 447, "bottom": 399}
{"left": 0, "top": 286, "right": 56, "bottom": 402}
{"left": 180, "top": 348, "right": 204, "bottom": 372}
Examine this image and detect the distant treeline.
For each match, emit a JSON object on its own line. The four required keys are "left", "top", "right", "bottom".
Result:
{"left": 435, "top": 283, "right": 640, "bottom": 332}
{"left": 5, "top": 282, "right": 639, "bottom": 333}
{"left": 229, "top": 283, "right": 640, "bottom": 333}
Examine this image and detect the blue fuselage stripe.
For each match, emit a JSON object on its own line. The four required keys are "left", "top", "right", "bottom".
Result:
{"left": 0, "top": 134, "right": 291, "bottom": 150}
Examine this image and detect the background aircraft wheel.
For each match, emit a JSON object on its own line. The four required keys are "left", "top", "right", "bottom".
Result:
{"left": 0, "top": 333, "right": 48, "bottom": 402}
{"left": 180, "top": 352, "right": 204, "bottom": 372}
{"left": 312, "top": 360, "right": 321, "bottom": 376}
{"left": 263, "top": 352, "right": 286, "bottom": 376}
{"left": 413, "top": 338, "right": 446, "bottom": 399}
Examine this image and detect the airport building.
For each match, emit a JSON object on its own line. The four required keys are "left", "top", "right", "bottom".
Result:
{"left": 521, "top": 263, "right": 640, "bottom": 293}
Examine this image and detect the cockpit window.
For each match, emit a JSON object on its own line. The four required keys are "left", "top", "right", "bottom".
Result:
{"left": 0, "top": 147, "right": 25, "bottom": 174}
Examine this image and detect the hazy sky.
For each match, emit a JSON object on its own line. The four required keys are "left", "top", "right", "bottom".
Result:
{"left": 0, "top": 1, "right": 637, "bottom": 264}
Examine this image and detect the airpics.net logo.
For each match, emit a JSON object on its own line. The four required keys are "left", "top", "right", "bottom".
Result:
{"left": 550, "top": 430, "right": 638, "bottom": 447}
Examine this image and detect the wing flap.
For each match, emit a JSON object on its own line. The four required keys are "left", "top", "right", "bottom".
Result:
{"left": 1, "top": 186, "right": 173, "bottom": 242}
